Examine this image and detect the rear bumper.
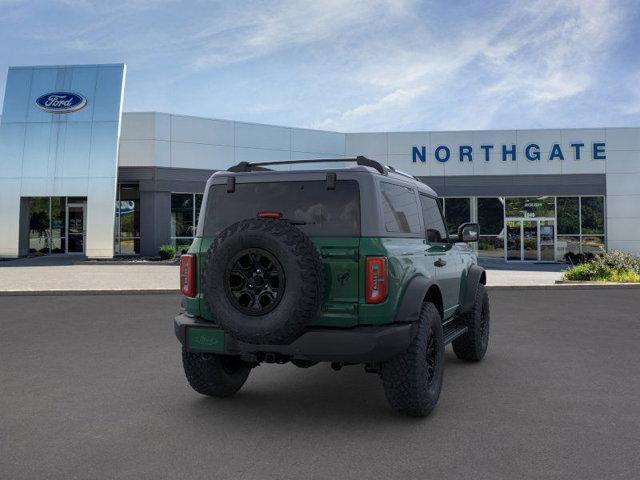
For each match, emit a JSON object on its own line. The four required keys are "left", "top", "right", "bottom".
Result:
{"left": 174, "top": 313, "right": 414, "bottom": 363}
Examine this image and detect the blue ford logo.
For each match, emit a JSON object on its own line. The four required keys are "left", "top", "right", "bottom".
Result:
{"left": 35, "top": 92, "right": 87, "bottom": 114}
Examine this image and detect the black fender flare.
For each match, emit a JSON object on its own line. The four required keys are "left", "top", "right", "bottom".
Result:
{"left": 459, "top": 264, "right": 486, "bottom": 315}
{"left": 393, "top": 274, "right": 440, "bottom": 323}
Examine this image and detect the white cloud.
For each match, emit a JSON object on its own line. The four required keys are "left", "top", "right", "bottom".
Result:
{"left": 315, "top": 0, "right": 625, "bottom": 130}
{"left": 617, "top": 71, "right": 640, "bottom": 116}
{"left": 313, "top": 85, "right": 429, "bottom": 130}
{"left": 191, "top": 0, "right": 414, "bottom": 69}
{"left": 2, "top": 0, "right": 630, "bottom": 131}
{"left": 482, "top": 0, "right": 622, "bottom": 103}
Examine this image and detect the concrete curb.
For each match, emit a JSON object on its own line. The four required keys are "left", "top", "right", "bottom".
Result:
{"left": 0, "top": 289, "right": 180, "bottom": 296}
{"left": 488, "top": 283, "right": 640, "bottom": 290}
{"left": 555, "top": 280, "right": 640, "bottom": 286}
{"left": 77, "top": 261, "right": 179, "bottom": 266}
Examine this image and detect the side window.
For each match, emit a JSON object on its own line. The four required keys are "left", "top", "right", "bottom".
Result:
{"left": 420, "top": 195, "right": 448, "bottom": 243}
{"left": 380, "top": 182, "right": 422, "bottom": 234}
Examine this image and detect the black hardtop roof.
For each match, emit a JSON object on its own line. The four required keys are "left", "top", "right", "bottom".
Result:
{"left": 217, "top": 156, "right": 437, "bottom": 197}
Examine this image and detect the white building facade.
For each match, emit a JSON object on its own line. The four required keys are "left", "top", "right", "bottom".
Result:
{"left": 1, "top": 64, "right": 639, "bottom": 260}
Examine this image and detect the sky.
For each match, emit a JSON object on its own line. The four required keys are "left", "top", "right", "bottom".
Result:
{"left": 0, "top": 0, "right": 639, "bottom": 132}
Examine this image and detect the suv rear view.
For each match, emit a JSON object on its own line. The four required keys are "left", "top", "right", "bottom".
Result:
{"left": 175, "top": 157, "right": 489, "bottom": 416}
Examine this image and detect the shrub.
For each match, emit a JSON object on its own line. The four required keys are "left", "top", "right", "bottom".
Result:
{"left": 563, "top": 252, "right": 595, "bottom": 265}
{"left": 607, "top": 270, "right": 640, "bottom": 283}
{"left": 593, "top": 250, "right": 640, "bottom": 273}
{"left": 563, "top": 263, "right": 595, "bottom": 281}
{"left": 563, "top": 250, "right": 640, "bottom": 282}
{"left": 159, "top": 244, "right": 177, "bottom": 260}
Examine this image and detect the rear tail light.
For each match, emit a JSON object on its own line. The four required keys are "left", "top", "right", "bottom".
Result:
{"left": 180, "top": 254, "right": 197, "bottom": 297}
{"left": 365, "top": 256, "right": 388, "bottom": 304}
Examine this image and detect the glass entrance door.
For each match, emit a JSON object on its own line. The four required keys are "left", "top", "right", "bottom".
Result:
{"left": 540, "top": 220, "right": 555, "bottom": 261}
{"left": 504, "top": 219, "right": 556, "bottom": 261}
{"left": 506, "top": 221, "right": 522, "bottom": 261}
{"left": 523, "top": 221, "right": 538, "bottom": 261}
{"left": 66, "top": 203, "right": 86, "bottom": 254}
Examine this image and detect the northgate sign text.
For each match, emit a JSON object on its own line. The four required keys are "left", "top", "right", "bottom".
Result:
{"left": 412, "top": 142, "right": 606, "bottom": 163}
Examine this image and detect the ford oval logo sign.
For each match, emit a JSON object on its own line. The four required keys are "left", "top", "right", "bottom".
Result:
{"left": 35, "top": 92, "right": 87, "bottom": 114}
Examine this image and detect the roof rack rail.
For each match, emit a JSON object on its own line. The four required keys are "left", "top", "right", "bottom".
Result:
{"left": 387, "top": 165, "right": 418, "bottom": 181}
{"left": 227, "top": 156, "right": 386, "bottom": 175}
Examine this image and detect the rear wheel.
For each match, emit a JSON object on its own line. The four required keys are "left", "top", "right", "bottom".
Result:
{"left": 182, "top": 350, "right": 251, "bottom": 398}
{"left": 380, "top": 302, "right": 444, "bottom": 417}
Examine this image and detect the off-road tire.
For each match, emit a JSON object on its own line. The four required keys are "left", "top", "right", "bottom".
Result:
{"left": 380, "top": 302, "right": 444, "bottom": 417}
{"left": 202, "top": 218, "right": 324, "bottom": 345}
{"left": 291, "top": 360, "right": 318, "bottom": 368}
{"left": 182, "top": 350, "right": 251, "bottom": 397}
{"left": 452, "top": 283, "right": 490, "bottom": 361}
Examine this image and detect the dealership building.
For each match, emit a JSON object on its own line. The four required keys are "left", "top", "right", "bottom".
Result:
{"left": 1, "top": 63, "right": 639, "bottom": 261}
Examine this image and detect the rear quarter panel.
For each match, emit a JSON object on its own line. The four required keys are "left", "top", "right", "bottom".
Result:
{"left": 358, "top": 237, "right": 433, "bottom": 325}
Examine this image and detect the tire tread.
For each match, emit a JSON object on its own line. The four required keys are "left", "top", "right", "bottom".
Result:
{"left": 381, "top": 302, "right": 444, "bottom": 417}
{"left": 182, "top": 350, "right": 250, "bottom": 397}
{"left": 201, "top": 218, "right": 324, "bottom": 344}
{"left": 452, "top": 283, "right": 490, "bottom": 362}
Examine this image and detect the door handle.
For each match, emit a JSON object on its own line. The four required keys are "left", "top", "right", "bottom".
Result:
{"left": 434, "top": 258, "right": 446, "bottom": 267}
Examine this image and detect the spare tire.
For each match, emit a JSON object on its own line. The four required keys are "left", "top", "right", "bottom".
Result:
{"left": 201, "top": 218, "right": 324, "bottom": 345}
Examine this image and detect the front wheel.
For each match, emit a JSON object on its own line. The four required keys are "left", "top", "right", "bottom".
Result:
{"left": 182, "top": 350, "right": 252, "bottom": 397}
{"left": 380, "top": 302, "right": 444, "bottom": 417}
{"left": 452, "top": 283, "right": 490, "bottom": 362}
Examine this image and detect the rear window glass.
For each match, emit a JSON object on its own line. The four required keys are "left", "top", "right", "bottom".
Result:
{"left": 380, "top": 182, "right": 422, "bottom": 234}
{"left": 203, "top": 180, "right": 360, "bottom": 237}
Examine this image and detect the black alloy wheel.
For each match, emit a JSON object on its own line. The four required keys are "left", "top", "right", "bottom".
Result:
{"left": 224, "top": 248, "right": 285, "bottom": 316}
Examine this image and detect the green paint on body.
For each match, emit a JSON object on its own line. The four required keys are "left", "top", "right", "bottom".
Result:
{"left": 186, "top": 235, "right": 438, "bottom": 328}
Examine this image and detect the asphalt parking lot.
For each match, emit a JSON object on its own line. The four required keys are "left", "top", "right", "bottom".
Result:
{"left": 1, "top": 289, "right": 639, "bottom": 479}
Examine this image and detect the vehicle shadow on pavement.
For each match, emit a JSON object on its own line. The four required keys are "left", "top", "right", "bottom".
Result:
{"left": 174, "top": 350, "right": 474, "bottom": 426}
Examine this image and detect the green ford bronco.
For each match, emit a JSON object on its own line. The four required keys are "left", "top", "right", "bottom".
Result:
{"left": 174, "top": 156, "right": 489, "bottom": 416}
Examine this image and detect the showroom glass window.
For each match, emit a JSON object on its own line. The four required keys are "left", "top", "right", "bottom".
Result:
{"left": 580, "top": 197, "right": 605, "bottom": 254}
{"left": 557, "top": 197, "right": 580, "bottom": 259}
{"left": 442, "top": 198, "right": 471, "bottom": 235}
{"left": 171, "top": 193, "right": 204, "bottom": 251}
{"left": 28, "top": 197, "right": 55, "bottom": 254}
{"left": 477, "top": 197, "right": 504, "bottom": 258}
{"left": 27, "top": 196, "right": 86, "bottom": 255}
{"left": 49, "top": 198, "right": 65, "bottom": 253}
{"left": 114, "top": 184, "right": 140, "bottom": 255}
{"left": 505, "top": 196, "right": 555, "bottom": 218}
{"left": 556, "top": 196, "right": 606, "bottom": 257}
